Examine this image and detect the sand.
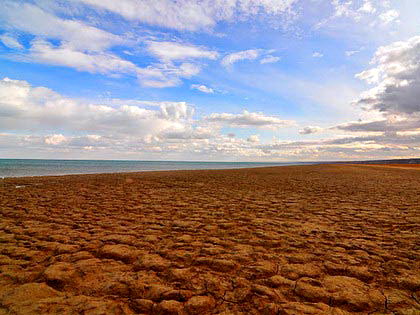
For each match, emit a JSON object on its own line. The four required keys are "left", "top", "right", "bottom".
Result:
{"left": 0, "top": 164, "right": 419, "bottom": 314}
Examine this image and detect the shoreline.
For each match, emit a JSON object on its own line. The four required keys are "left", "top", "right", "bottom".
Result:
{"left": 3, "top": 161, "right": 420, "bottom": 180}
{"left": 0, "top": 162, "right": 317, "bottom": 179}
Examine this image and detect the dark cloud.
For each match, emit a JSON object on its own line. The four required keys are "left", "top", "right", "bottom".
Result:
{"left": 355, "top": 36, "right": 420, "bottom": 115}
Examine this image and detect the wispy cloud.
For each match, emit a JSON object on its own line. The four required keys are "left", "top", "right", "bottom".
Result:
{"left": 204, "top": 110, "right": 294, "bottom": 129}
{"left": 191, "top": 84, "right": 214, "bottom": 94}
{"left": 299, "top": 126, "right": 322, "bottom": 135}
{"left": 0, "top": 33, "right": 23, "bottom": 49}
{"left": 312, "top": 52, "right": 323, "bottom": 58}
{"left": 147, "top": 41, "right": 218, "bottom": 61}
{"left": 0, "top": 1, "right": 124, "bottom": 51}
{"left": 73, "top": 0, "right": 298, "bottom": 31}
{"left": 345, "top": 50, "right": 359, "bottom": 56}
{"left": 221, "top": 49, "right": 260, "bottom": 67}
{"left": 260, "top": 55, "right": 280, "bottom": 64}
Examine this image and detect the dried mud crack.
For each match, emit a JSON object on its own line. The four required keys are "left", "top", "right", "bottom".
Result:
{"left": 0, "top": 164, "right": 419, "bottom": 314}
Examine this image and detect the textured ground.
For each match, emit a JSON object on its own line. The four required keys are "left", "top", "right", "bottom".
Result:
{"left": 0, "top": 164, "right": 419, "bottom": 315}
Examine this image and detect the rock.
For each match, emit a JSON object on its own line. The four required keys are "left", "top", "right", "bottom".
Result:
{"left": 0, "top": 265, "right": 38, "bottom": 283}
{"left": 0, "top": 283, "right": 60, "bottom": 306}
{"left": 286, "top": 253, "right": 315, "bottom": 264}
{"left": 396, "top": 273, "right": 420, "bottom": 291}
{"left": 69, "top": 251, "right": 95, "bottom": 262}
{"left": 143, "top": 284, "right": 174, "bottom": 301}
{"left": 247, "top": 261, "right": 277, "bottom": 279}
{"left": 210, "top": 259, "right": 237, "bottom": 272}
{"left": 185, "top": 296, "right": 215, "bottom": 314}
{"left": 75, "top": 258, "right": 102, "bottom": 273}
{"left": 280, "top": 263, "right": 322, "bottom": 280}
{"left": 200, "top": 246, "right": 223, "bottom": 256}
{"left": 347, "top": 266, "right": 374, "bottom": 282}
{"left": 172, "top": 220, "right": 195, "bottom": 229}
{"left": 195, "top": 258, "right": 237, "bottom": 272}
{"left": 251, "top": 284, "right": 279, "bottom": 300}
{"left": 385, "top": 289, "right": 418, "bottom": 311}
{"left": 167, "top": 268, "right": 192, "bottom": 282}
{"left": 102, "top": 234, "right": 138, "bottom": 245}
{"left": 262, "top": 303, "right": 280, "bottom": 315}
{"left": 132, "top": 299, "right": 155, "bottom": 313}
{"left": 144, "top": 235, "right": 160, "bottom": 243}
{"left": 162, "top": 290, "right": 193, "bottom": 302}
{"left": 294, "top": 278, "right": 330, "bottom": 303}
{"left": 323, "top": 276, "right": 384, "bottom": 312}
{"left": 265, "top": 275, "right": 294, "bottom": 288}
{"left": 177, "top": 235, "right": 193, "bottom": 242}
{"left": 54, "top": 295, "right": 133, "bottom": 314}
{"left": 55, "top": 244, "right": 80, "bottom": 254}
{"left": 135, "top": 254, "right": 171, "bottom": 271}
{"left": 324, "top": 262, "right": 347, "bottom": 276}
{"left": 99, "top": 244, "right": 137, "bottom": 263}
{"left": 155, "top": 300, "right": 184, "bottom": 315}
{"left": 2, "top": 292, "right": 134, "bottom": 315}
{"left": 101, "top": 279, "right": 131, "bottom": 297}
{"left": 277, "top": 302, "right": 345, "bottom": 315}
{"left": 43, "top": 262, "right": 76, "bottom": 288}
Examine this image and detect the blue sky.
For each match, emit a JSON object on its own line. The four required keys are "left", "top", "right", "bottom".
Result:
{"left": 1, "top": 0, "right": 420, "bottom": 161}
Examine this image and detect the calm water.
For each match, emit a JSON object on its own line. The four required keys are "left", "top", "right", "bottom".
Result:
{"left": 0, "top": 159, "right": 310, "bottom": 178}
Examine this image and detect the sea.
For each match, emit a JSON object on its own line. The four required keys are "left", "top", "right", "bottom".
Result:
{"left": 0, "top": 159, "right": 311, "bottom": 178}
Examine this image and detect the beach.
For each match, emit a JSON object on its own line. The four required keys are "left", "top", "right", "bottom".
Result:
{"left": 0, "top": 164, "right": 419, "bottom": 314}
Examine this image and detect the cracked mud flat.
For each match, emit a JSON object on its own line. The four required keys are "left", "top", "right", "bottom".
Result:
{"left": 0, "top": 164, "right": 419, "bottom": 315}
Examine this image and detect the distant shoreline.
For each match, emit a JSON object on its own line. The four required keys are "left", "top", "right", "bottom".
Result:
{"left": 1, "top": 157, "right": 419, "bottom": 164}
{"left": 0, "top": 160, "right": 316, "bottom": 179}
{"left": 1, "top": 159, "right": 420, "bottom": 179}
{"left": 0, "top": 157, "right": 419, "bottom": 179}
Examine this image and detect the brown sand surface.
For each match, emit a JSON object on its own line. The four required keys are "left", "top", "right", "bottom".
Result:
{"left": 348, "top": 164, "right": 420, "bottom": 170}
{"left": 0, "top": 164, "right": 419, "bottom": 315}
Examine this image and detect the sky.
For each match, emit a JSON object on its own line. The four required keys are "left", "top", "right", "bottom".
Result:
{"left": 0, "top": 0, "right": 420, "bottom": 161}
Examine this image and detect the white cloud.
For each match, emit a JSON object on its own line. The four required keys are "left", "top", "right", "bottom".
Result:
{"left": 260, "top": 55, "right": 281, "bottom": 64}
{"left": 332, "top": 0, "right": 380, "bottom": 20}
{"left": 332, "top": 0, "right": 349, "bottom": 17}
{"left": 0, "top": 1, "right": 123, "bottom": 51}
{"left": 221, "top": 49, "right": 260, "bottom": 67}
{"left": 23, "top": 39, "right": 201, "bottom": 88}
{"left": 162, "top": 126, "right": 216, "bottom": 140}
{"left": 299, "top": 126, "right": 322, "bottom": 135}
{"left": 191, "top": 84, "right": 214, "bottom": 94}
{"left": 379, "top": 9, "right": 399, "bottom": 24}
{"left": 45, "top": 134, "right": 67, "bottom": 145}
{"left": 355, "top": 35, "right": 420, "bottom": 115}
{"left": 315, "top": 0, "right": 401, "bottom": 41}
{"left": 0, "top": 77, "right": 194, "bottom": 136}
{"left": 331, "top": 35, "right": 420, "bottom": 159}
{"left": 0, "top": 33, "right": 23, "bottom": 49}
{"left": 345, "top": 50, "right": 359, "bottom": 56}
{"left": 312, "top": 52, "right": 323, "bottom": 58}
{"left": 205, "top": 110, "right": 294, "bottom": 129}
{"left": 247, "top": 135, "right": 260, "bottom": 143}
{"left": 28, "top": 39, "right": 139, "bottom": 75}
{"left": 4, "top": 129, "right": 419, "bottom": 161}
{"left": 358, "top": 1, "right": 376, "bottom": 14}
{"left": 74, "top": 0, "right": 298, "bottom": 31}
{"left": 335, "top": 117, "right": 420, "bottom": 133}
{"left": 0, "top": 3, "right": 209, "bottom": 88}
{"left": 147, "top": 41, "right": 218, "bottom": 61}
{"left": 139, "top": 62, "right": 201, "bottom": 88}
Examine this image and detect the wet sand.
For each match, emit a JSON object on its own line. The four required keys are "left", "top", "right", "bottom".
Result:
{"left": 0, "top": 164, "right": 419, "bottom": 314}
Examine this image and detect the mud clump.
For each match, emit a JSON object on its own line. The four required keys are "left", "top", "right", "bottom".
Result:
{"left": 1, "top": 164, "right": 419, "bottom": 314}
